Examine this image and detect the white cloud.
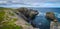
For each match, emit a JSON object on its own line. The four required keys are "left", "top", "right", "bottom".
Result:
{"left": 0, "top": 0, "right": 60, "bottom": 7}
{"left": 23, "top": 0, "right": 60, "bottom": 3}
{"left": 0, "top": 1, "right": 7, "bottom": 4}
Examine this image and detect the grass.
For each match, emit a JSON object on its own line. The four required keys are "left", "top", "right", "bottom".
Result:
{"left": 0, "top": 10, "right": 5, "bottom": 22}
{"left": 0, "top": 7, "right": 23, "bottom": 29}
{"left": 0, "top": 7, "right": 13, "bottom": 10}
{"left": 9, "top": 12, "right": 15, "bottom": 16}
{"left": 25, "top": 23, "right": 31, "bottom": 26}
{"left": 0, "top": 25, "right": 23, "bottom": 29}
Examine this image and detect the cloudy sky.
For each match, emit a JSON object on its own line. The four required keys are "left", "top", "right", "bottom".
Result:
{"left": 0, "top": 0, "right": 60, "bottom": 8}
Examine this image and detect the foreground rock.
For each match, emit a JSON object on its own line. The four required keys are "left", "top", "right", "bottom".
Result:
{"left": 16, "top": 7, "right": 39, "bottom": 27}
{"left": 0, "top": 8, "right": 37, "bottom": 29}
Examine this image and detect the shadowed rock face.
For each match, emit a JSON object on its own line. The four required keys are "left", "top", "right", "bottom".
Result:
{"left": 16, "top": 7, "right": 39, "bottom": 28}
{"left": 45, "top": 12, "right": 58, "bottom": 29}
{"left": 45, "top": 12, "right": 57, "bottom": 22}
{"left": 17, "top": 7, "right": 39, "bottom": 20}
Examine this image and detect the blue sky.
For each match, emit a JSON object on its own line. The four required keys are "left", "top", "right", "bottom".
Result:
{"left": 0, "top": 0, "right": 60, "bottom": 8}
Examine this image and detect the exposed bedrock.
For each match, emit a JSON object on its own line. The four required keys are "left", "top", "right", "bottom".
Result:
{"left": 16, "top": 7, "right": 39, "bottom": 27}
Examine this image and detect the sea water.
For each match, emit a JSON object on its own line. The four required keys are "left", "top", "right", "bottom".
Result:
{"left": 32, "top": 8, "right": 60, "bottom": 29}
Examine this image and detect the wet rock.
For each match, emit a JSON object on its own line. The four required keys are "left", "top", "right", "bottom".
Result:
{"left": 45, "top": 12, "right": 56, "bottom": 21}
{"left": 45, "top": 12, "right": 58, "bottom": 29}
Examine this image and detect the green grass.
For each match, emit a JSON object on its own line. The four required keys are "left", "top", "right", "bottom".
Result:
{"left": 25, "top": 23, "right": 31, "bottom": 26}
{"left": 9, "top": 12, "right": 15, "bottom": 16}
{"left": 0, "top": 25, "right": 23, "bottom": 29}
{"left": 7, "top": 18, "right": 17, "bottom": 25}
{"left": 0, "top": 10, "right": 5, "bottom": 22}
{"left": 0, "top": 7, "right": 23, "bottom": 29}
{"left": 0, "top": 7, "right": 13, "bottom": 10}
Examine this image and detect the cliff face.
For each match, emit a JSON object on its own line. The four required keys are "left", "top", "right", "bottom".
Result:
{"left": 15, "top": 7, "right": 39, "bottom": 28}
{"left": 45, "top": 12, "right": 59, "bottom": 29}
{"left": 46, "top": 12, "right": 57, "bottom": 21}
{"left": 0, "top": 7, "right": 35, "bottom": 29}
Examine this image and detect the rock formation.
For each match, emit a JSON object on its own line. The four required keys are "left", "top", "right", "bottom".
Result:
{"left": 45, "top": 12, "right": 58, "bottom": 29}
{"left": 16, "top": 7, "right": 39, "bottom": 20}
{"left": 45, "top": 12, "right": 57, "bottom": 21}
{"left": 0, "top": 7, "right": 38, "bottom": 29}
{"left": 15, "top": 7, "right": 39, "bottom": 27}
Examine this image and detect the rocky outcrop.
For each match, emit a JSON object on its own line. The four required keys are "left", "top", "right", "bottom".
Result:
{"left": 16, "top": 7, "right": 39, "bottom": 21}
{"left": 45, "top": 12, "right": 58, "bottom": 29}
{"left": 45, "top": 12, "right": 57, "bottom": 21}
{"left": 15, "top": 7, "right": 39, "bottom": 27}
{"left": 0, "top": 7, "right": 38, "bottom": 29}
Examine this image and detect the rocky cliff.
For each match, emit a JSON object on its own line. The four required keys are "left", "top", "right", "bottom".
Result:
{"left": 0, "top": 7, "right": 37, "bottom": 29}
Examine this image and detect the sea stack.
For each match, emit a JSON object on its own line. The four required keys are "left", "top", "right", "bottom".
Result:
{"left": 46, "top": 12, "right": 58, "bottom": 29}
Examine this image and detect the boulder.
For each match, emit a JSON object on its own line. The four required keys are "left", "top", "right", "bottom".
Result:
{"left": 45, "top": 12, "right": 56, "bottom": 21}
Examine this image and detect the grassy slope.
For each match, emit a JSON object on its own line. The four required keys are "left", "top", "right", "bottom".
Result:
{"left": 0, "top": 7, "right": 22, "bottom": 29}
{"left": 0, "top": 7, "right": 34, "bottom": 29}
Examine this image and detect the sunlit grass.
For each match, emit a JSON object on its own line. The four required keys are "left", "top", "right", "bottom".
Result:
{"left": 0, "top": 7, "right": 23, "bottom": 29}
{"left": 0, "top": 10, "right": 5, "bottom": 22}
{"left": 0, "top": 25, "right": 23, "bottom": 29}
{"left": 25, "top": 23, "right": 31, "bottom": 26}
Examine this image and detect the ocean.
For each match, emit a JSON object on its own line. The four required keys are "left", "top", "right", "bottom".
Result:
{"left": 30, "top": 8, "right": 60, "bottom": 29}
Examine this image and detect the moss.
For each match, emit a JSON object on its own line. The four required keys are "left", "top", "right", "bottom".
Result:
{"left": 0, "top": 10, "right": 5, "bottom": 23}
{"left": 25, "top": 23, "right": 31, "bottom": 26}
{"left": 0, "top": 7, "right": 23, "bottom": 29}
{"left": 2, "top": 18, "right": 17, "bottom": 25}
{"left": 0, "top": 25, "right": 23, "bottom": 29}
{"left": 13, "top": 18, "right": 17, "bottom": 21}
{"left": 9, "top": 12, "right": 15, "bottom": 16}
{"left": 0, "top": 7, "right": 13, "bottom": 10}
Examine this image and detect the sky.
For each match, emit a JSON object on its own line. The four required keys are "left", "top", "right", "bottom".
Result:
{"left": 0, "top": 0, "right": 60, "bottom": 8}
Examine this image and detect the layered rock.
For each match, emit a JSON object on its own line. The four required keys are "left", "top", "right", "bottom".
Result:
{"left": 0, "top": 7, "right": 37, "bottom": 29}
{"left": 15, "top": 7, "right": 39, "bottom": 27}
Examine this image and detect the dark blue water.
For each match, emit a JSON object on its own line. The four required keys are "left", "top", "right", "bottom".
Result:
{"left": 31, "top": 8, "right": 60, "bottom": 29}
